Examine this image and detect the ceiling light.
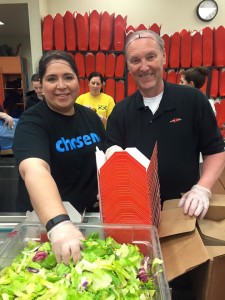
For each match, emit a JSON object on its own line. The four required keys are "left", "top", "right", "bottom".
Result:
{"left": 0, "top": 21, "right": 4, "bottom": 25}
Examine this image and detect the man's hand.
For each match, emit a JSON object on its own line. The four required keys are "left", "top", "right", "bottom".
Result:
{"left": 178, "top": 184, "right": 211, "bottom": 219}
{"left": 48, "top": 221, "right": 84, "bottom": 264}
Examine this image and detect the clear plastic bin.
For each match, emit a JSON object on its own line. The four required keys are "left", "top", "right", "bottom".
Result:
{"left": 0, "top": 222, "right": 171, "bottom": 300}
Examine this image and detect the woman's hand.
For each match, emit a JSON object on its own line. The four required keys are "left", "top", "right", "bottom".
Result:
{"left": 47, "top": 221, "right": 84, "bottom": 264}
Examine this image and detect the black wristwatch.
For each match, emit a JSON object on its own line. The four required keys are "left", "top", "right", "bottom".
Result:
{"left": 45, "top": 214, "right": 70, "bottom": 232}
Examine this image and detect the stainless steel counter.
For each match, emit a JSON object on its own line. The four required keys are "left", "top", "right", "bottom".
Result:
{"left": 0, "top": 213, "right": 25, "bottom": 246}
{"left": 0, "top": 212, "right": 100, "bottom": 246}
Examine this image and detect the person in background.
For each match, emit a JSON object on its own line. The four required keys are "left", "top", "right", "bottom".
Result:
{"left": 25, "top": 73, "right": 44, "bottom": 110}
{"left": 76, "top": 71, "right": 115, "bottom": 127}
{"left": 179, "top": 66, "right": 216, "bottom": 115}
{"left": 13, "top": 50, "right": 106, "bottom": 265}
{"left": 0, "top": 112, "right": 14, "bottom": 128}
{"left": 105, "top": 30, "right": 225, "bottom": 220}
{"left": 3, "top": 88, "right": 23, "bottom": 118}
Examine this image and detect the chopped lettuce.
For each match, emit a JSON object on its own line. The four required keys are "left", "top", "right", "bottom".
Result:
{"left": 0, "top": 232, "right": 163, "bottom": 299}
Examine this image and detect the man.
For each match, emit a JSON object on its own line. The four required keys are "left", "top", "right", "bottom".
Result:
{"left": 25, "top": 73, "right": 43, "bottom": 110}
{"left": 105, "top": 30, "right": 225, "bottom": 220}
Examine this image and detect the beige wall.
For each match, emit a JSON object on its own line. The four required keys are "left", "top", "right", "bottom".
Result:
{"left": 46, "top": 0, "right": 225, "bottom": 35}
{"left": 39, "top": 0, "right": 48, "bottom": 16}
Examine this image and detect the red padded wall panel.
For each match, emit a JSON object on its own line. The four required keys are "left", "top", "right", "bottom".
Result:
{"left": 85, "top": 53, "right": 95, "bottom": 77}
{"left": 78, "top": 79, "right": 85, "bottom": 96}
{"left": 64, "top": 11, "right": 76, "bottom": 51}
{"left": 115, "top": 54, "right": 125, "bottom": 78}
{"left": 105, "top": 53, "right": 116, "bottom": 77}
{"left": 210, "top": 68, "right": 219, "bottom": 98}
{"left": 54, "top": 13, "right": 65, "bottom": 51}
{"left": 180, "top": 29, "right": 191, "bottom": 68}
{"left": 213, "top": 26, "right": 225, "bottom": 67}
{"left": 89, "top": 10, "right": 100, "bottom": 51}
{"left": 74, "top": 53, "right": 85, "bottom": 77}
{"left": 114, "top": 15, "right": 126, "bottom": 51}
{"left": 162, "top": 34, "right": 170, "bottom": 69}
{"left": 126, "top": 25, "right": 135, "bottom": 34}
{"left": 167, "top": 70, "right": 177, "bottom": 84}
{"left": 191, "top": 30, "right": 202, "bottom": 67}
{"left": 100, "top": 12, "right": 114, "bottom": 51}
{"left": 202, "top": 27, "right": 213, "bottom": 67}
{"left": 136, "top": 24, "right": 147, "bottom": 31}
{"left": 85, "top": 78, "right": 89, "bottom": 92}
{"left": 42, "top": 15, "right": 54, "bottom": 51}
{"left": 127, "top": 72, "right": 137, "bottom": 96}
{"left": 96, "top": 52, "right": 106, "bottom": 77}
{"left": 76, "top": 12, "right": 89, "bottom": 51}
{"left": 219, "top": 68, "right": 225, "bottom": 97}
{"left": 169, "top": 32, "right": 180, "bottom": 68}
{"left": 115, "top": 80, "right": 125, "bottom": 103}
{"left": 105, "top": 78, "right": 115, "bottom": 99}
{"left": 149, "top": 23, "right": 161, "bottom": 35}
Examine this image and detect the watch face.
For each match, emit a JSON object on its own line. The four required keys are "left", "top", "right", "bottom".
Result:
{"left": 197, "top": 0, "right": 218, "bottom": 21}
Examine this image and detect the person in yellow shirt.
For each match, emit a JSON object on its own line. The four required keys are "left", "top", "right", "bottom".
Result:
{"left": 76, "top": 71, "right": 115, "bottom": 127}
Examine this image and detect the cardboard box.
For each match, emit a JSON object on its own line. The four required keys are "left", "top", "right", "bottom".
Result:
{"left": 211, "top": 167, "right": 225, "bottom": 195}
{"left": 211, "top": 179, "right": 225, "bottom": 194}
{"left": 218, "top": 168, "right": 225, "bottom": 188}
{"left": 158, "top": 195, "right": 225, "bottom": 300}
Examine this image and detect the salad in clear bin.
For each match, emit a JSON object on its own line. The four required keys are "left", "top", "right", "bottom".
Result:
{"left": 0, "top": 232, "right": 163, "bottom": 299}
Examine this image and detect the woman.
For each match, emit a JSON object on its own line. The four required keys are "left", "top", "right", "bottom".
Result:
{"left": 180, "top": 66, "right": 216, "bottom": 115}
{"left": 76, "top": 71, "right": 115, "bottom": 127}
{"left": 13, "top": 50, "right": 106, "bottom": 264}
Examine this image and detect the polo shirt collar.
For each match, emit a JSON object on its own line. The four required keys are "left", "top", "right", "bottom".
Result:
{"left": 134, "top": 80, "right": 176, "bottom": 114}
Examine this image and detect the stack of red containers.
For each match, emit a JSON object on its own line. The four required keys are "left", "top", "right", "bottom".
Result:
{"left": 96, "top": 144, "right": 161, "bottom": 228}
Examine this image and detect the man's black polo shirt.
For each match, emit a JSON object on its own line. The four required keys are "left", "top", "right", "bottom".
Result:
{"left": 106, "top": 81, "right": 224, "bottom": 203}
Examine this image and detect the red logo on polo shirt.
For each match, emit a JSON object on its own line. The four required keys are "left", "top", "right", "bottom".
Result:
{"left": 170, "top": 118, "right": 182, "bottom": 123}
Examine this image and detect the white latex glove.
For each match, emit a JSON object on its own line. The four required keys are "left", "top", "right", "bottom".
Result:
{"left": 178, "top": 184, "right": 211, "bottom": 219}
{"left": 105, "top": 145, "right": 124, "bottom": 160}
{"left": 47, "top": 221, "right": 84, "bottom": 264}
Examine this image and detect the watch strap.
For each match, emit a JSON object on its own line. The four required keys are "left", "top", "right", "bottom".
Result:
{"left": 45, "top": 214, "right": 70, "bottom": 232}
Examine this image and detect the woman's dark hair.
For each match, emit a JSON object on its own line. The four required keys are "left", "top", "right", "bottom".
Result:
{"left": 38, "top": 50, "right": 78, "bottom": 83}
{"left": 88, "top": 71, "right": 104, "bottom": 84}
{"left": 182, "top": 66, "right": 209, "bottom": 89}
